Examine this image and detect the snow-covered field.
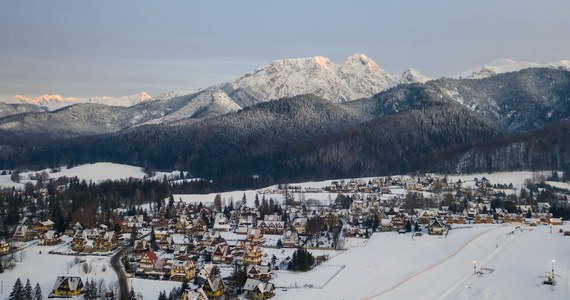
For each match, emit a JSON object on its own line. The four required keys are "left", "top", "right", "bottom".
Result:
{"left": 274, "top": 224, "right": 570, "bottom": 300}
{"left": 1, "top": 238, "right": 117, "bottom": 298}
{"left": 0, "top": 162, "right": 186, "bottom": 188}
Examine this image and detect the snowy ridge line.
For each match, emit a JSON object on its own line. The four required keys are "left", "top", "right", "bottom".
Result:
{"left": 435, "top": 226, "right": 530, "bottom": 300}
{"left": 361, "top": 227, "right": 498, "bottom": 300}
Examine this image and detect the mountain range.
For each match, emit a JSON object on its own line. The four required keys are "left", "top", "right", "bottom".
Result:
{"left": 1, "top": 55, "right": 569, "bottom": 188}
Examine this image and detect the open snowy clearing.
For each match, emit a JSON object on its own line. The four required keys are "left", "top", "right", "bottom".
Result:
{"left": 1, "top": 237, "right": 118, "bottom": 298}
{"left": 273, "top": 223, "right": 570, "bottom": 300}
{"left": 0, "top": 162, "right": 186, "bottom": 188}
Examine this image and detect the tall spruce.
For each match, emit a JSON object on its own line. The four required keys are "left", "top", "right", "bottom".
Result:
{"left": 9, "top": 278, "right": 24, "bottom": 300}
{"left": 33, "top": 283, "right": 43, "bottom": 300}
{"left": 24, "top": 279, "right": 32, "bottom": 300}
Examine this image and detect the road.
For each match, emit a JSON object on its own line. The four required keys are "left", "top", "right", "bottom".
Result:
{"left": 110, "top": 245, "right": 130, "bottom": 300}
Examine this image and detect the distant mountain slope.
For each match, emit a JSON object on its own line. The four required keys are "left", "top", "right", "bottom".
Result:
{"left": 0, "top": 102, "right": 43, "bottom": 119}
{"left": 456, "top": 58, "right": 570, "bottom": 79}
{"left": 0, "top": 104, "right": 130, "bottom": 140}
{"left": 436, "top": 68, "right": 570, "bottom": 133}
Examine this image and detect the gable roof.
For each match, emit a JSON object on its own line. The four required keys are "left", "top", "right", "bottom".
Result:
{"left": 52, "top": 276, "right": 84, "bottom": 292}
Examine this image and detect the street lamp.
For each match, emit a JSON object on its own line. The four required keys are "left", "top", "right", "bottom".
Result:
{"left": 473, "top": 260, "right": 477, "bottom": 274}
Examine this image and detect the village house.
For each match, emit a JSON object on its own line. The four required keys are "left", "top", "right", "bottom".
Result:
{"left": 198, "top": 265, "right": 225, "bottom": 299}
{"left": 158, "top": 233, "right": 175, "bottom": 252}
{"left": 94, "top": 231, "right": 119, "bottom": 252}
{"left": 428, "top": 219, "right": 447, "bottom": 235}
{"left": 124, "top": 215, "right": 146, "bottom": 229}
{"left": 176, "top": 216, "right": 193, "bottom": 233}
{"left": 71, "top": 228, "right": 118, "bottom": 253}
{"left": 213, "top": 213, "right": 231, "bottom": 232}
{"left": 133, "top": 239, "right": 150, "bottom": 260}
{"left": 13, "top": 225, "right": 33, "bottom": 242}
{"left": 292, "top": 218, "right": 307, "bottom": 235}
{"left": 247, "top": 228, "right": 264, "bottom": 244}
{"left": 51, "top": 276, "right": 84, "bottom": 297}
{"left": 181, "top": 288, "right": 208, "bottom": 300}
{"left": 378, "top": 218, "right": 393, "bottom": 232}
{"left": 170, "top": 259, "right": 196, "bottom": 281}
{"left": 193, "top": 219, "right": 208, "bottom": 237}
{"left": 243, "top": 278, "right": 276, "bottom": 300}
{"left": 243, "top": 243, "right": 263, "bottom": 265}
{"left": 38, "top": 230, "right": 62, "bottom": 246}
{"left": 234, "top": 240, "right": 246, "bottom": 256}
{"left": 247, "top": 265, "right": 272, "bottom": 281}
{"left": 33, "top": 219, "right": 55, "bottom": 234}
{"left": 208, "top": 236, "right": 228, "bottom": 251}
{"left": 257, "top": 214, "right": 285, "bottom": 235}
{"left": 0, "top": 240, "right": 10, "bottom": 255}
{"left": 139, "top": 251, "right": 158, "bottom": 271}
{"left": 212, "top": 244, "right": 233, "bottom": 263}
{"left": 281, "top": 230, "right": 299, "bottom": 248}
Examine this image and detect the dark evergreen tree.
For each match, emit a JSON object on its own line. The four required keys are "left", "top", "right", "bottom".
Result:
{"left": 158, "top": 290, "right": 167, "bottom": 300}
{"left": 150, "top": 227, "right": 158, "bottom": 251}
{"left": 9, "top": 278, "right": 24, "bottom": 300}
{"left": 24, "top": 279, "right": 32, "bottom": 300}
{"left": 181, "top": 279, "right": 190, "bottom": 292}
{"left": 167, "top": 287, "right": 181, "bottom": 300}
{"left": 33, "top": 283, "right": 42, "bottom": 300}
{"left": 288, "top": 248, "right": 315, "bottom": 271}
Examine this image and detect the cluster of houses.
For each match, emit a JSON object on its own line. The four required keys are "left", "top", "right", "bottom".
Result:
{"left": 128, "top": 223, "right": 274, "bottom": 299}
{"left": 10, "top": 218, "right": 64, "bottom": 247}
{"left": 71, "top": 227, "right": 119, "bottom": 253}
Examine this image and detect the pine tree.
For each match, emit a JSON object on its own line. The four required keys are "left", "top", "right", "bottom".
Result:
{"left": 150, "top": 227, "right": 157, "bottom": 251}
{"left": 214, "top": 194, "right": 222, "bottom": 212}
{"left": 24, "top": 279, "right": 32, "bottom": 300}
{"left": 9, "top": 278, "right": 24, "bottom": 300}
{"left": 181, "top": 279, "right": 190, "bottom": 292}
{"left": 254, "top": 194, "right": 260, "bottom": 208}
{"left": 33, "top": 283, "right": 43, "bottom": 300}
{"left": 158, "top": 290, "right": 167, "bottom": 300}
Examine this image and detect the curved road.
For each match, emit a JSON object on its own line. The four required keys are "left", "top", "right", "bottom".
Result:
{"left": 110, "top": 245, "right": 130, "bottom": 300}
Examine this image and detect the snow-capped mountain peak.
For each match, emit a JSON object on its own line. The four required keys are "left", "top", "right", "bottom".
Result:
{"left": 14, "top": 94, "right": 79, "bottom": 107}
{"left": 343, "top": 53, "right": 383, "bottom": 73}
{"left": 12, "top": 92, "right": 155, "bottom": 110}
{"left": 223, "top": 54, "right": 428, "bottom": 105}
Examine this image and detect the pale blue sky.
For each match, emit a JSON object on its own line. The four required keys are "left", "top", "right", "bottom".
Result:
{"left": 1, "top": 0, "right": 569, "bottom": 99}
